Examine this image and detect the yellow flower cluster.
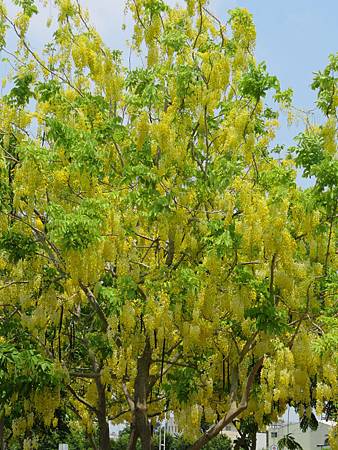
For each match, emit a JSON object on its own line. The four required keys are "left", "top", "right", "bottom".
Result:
{"left": 23, "top": 437, "right": 38, "bottom": 450}
{"left": 328, "top": 425, "right": 338, "bottom": 450}
{"left": 135, "top": 112, "right": 149, "bottom": 149}
{"left": 86, "top": 380, "right": 98, "bottom": 407}
{"left": 12, "top": 417, "right": 28, "bottom": 438}
{"left": 33, "top": 388, "right": 61, "bottom": 426}
{"left": 14, "top": 12, "right": 30, "bottom": 35}
{"left": 230, "top": 8, "right": 256, "bottom": 51}
{"left": 120, "top": 303, "right": 136, "bottom": 331}
{"left": 322, "top": 117, "right": 337, "bottom": 155}
{"left": 66, "top": 245, "right": 105, "bottom": 285}
{"left": 176, "top": 404, "right": 203, "bottom": 442}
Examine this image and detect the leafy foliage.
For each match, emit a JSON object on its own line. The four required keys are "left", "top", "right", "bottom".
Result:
{"left": 0, "top": 229, "right": 37, "bottom": 262}
{"left": 239, "top": 62, "right": 280, "bottom": 101}
{"left": 7, "top": 73, "right": 35, "bottom": 106}
{"left": 0, "top": 1, "right": 336, "bottom": 450}
{"left": 311, "top": 52, "right": 337, "bottom": 116}
{"left": 278, "top": 433, "right": 303, "bottom": 450}
{"left": 13, "top": 0, "right": 38, "bottom": 17}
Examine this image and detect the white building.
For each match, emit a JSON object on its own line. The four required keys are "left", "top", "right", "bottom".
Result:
{"left": 221, "top": 422, "right": 240, "bottom": 442}
{"left": 268, "top": 419, "right": 334, "bottom": 450}
{"left": 221, "top": 422, "right": 267, "bottom": 449}
{"left": 165, "top": 412, "right": 179, "bottom": 435}
{"left": 109, "top": 421, "right": 127, "bottom": 440}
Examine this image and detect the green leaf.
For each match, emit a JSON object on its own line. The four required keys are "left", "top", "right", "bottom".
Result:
{"left": 0, "top": 229, "right": 37, "bottom": 262}
{"left": 13, "top": 0, "right": 38, "bottom": 17}
{"left": 7, "top": 73, "right": 35, "bottom": 106}
{"left": 239, "top": 62, "right": 280, "bottom": 101}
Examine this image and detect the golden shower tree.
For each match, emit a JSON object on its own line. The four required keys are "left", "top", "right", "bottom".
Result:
{"left": 0, "top": 0, "right": 337, "bottom": 449}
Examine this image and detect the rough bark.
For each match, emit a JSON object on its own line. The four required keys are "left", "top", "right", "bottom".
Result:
{"left": 95, "top": 375, "right": 110, "bottom": 450}
{"left": 0, "top": 412, "right": 4, "bottom": 450}
{"left": 127, "top": 421, "right": 139, "bottom": 450}
{"left": 134, "top": 337, "right": 152, "bottom": 450}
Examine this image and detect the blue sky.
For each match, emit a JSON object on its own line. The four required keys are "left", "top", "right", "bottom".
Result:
{"left": 214, "top": 0, "right": 337, "bottom": 110}
{"left": 2, "top": 0, "right": 337, "bottom": 159}
{"left": 214, "top": 0, "right": 337, "bottom": 148}
{"left": 81, "top": 0, "right": 337, "bottom": 148}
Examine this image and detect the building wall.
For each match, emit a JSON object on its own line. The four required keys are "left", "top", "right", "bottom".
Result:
{"left": 268, "top": 421, "right": 331, "bottom": 450}
{"left": 221, "top": 424, "right": 267, "bottom": 449}
{"left": 221, "top": 423, "right": 240, "bottom": 443}
{"left": 256, "top": 432, "right": 268, "bottom": 450}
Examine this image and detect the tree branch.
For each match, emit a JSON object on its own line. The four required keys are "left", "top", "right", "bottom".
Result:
{"left": 68, "top": 385, "right": 99, "bottom": 415}
{"left": 122, "top": 382, "right": 135, "bottom": 412}
{"left": 3, "top": 14, "right": 83, "bottom": 96}
{"left": 189, "top": 356, "right": 264, "bottom": 450}
{"left": 79, "top": 282, "right": 109, "bottom": 331}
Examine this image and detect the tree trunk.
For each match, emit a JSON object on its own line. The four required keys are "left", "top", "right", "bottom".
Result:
{"left": 127, "top": 421, "right": 139, "bottom": 450}
{"left": 97, "top": 413, "right": 110, "bottom": 450}
{"left": 134, "top": 337, "right": 152, "bottom": 450}
{"left": 0, "top": 412, "right": 4, "bottom": 450}
{"left": 136, "top": 408, "right": 152, "bottom": 450}
{"left": 95, "top": 376, "right": 110, "bottom": 450}
{"left": 250, "top": 430, "right": 257, "bottom": 450}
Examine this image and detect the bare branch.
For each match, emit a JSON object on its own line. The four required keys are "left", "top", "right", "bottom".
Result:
{"left": 193, "top": 0, "right": 203, "bottom": 49}
{"left": 67, "top": 385, "right": 99, "bottom": 415}
{"left": 122, "top": 382, "right": 135, "bottom": 412}
{"left": 3, "top": 14, "right": 83, "bottom": 96}
{"left": 189, "top": 357, "right": 264, "bottom": 450}
{"left": 108, "top": 409, "right": 130, "bottom": 422}
{"left": 79, "top": 282, "right": 109, "bottom": 331}
{"left": 270, "top": 253, "right": 277, "bottom": 302}
{"left": 239, "top": 331, "right": 259, "bottom": 361}
{"left": 70, "top": 370, "right": 100, "bottom": 379}
{"left": 0, "top": 281, "right": 28, "bottom": 291}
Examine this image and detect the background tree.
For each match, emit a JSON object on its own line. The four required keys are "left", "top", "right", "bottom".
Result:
{"left": 277, "top": 433, "right": 303, "bottom": 450}
{"left": 0, "top": 341, "right": 64, "bottom": 449}
{"left": 232, "top": 416, "right": 259, "bottom": 450}
{"left": 0, "top": 1, "right": 336, "bottom": 449}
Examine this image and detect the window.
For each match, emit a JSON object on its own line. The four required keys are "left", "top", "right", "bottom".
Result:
{"left": 271, "top": 432, "right": 278, "bottom": 438}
